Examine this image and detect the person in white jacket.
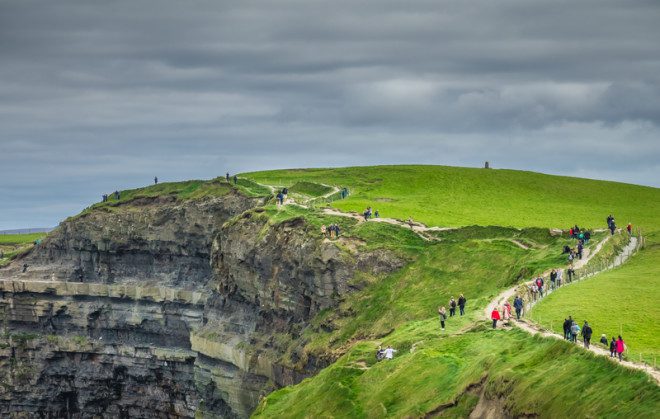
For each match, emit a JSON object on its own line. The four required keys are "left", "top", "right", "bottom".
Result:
{"left": 384, "top": 346, "right": 397, "bottom": 360}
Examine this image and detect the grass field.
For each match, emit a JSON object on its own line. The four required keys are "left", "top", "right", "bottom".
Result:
{"left": 243, "top": 165, "right": 660, "bottom": 231}
{"left": 531, "top": 238, "right": 660, "bottom": 364}
{"left": 254, "top": 327, "right": 660, "bottom": 418}
{"left": 0, "top": 232, "right": 47, "bottom": 267}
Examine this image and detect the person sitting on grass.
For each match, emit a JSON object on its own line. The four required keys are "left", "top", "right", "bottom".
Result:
{"left": 491, "top": 308, "right": 501, "bottom": 329}
{"left": 384, "top": 345, "right": 397, "bottom": 360}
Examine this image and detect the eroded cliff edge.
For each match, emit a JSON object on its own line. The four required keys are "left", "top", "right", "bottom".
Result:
{"left": 0, "top": 190, "right": 402, "bottom": 417}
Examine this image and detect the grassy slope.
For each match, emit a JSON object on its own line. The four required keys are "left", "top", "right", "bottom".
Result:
{"left": 531, "top": 237, "right": 660, "bottom": 364}
{"left": 0, "top": 232, "right": 47, "bottom": 267}
{"left": 246, "top": 166, "right": 659, "bottom": 417}
{"left": 243, "top": 165, "right": 660, "bottom": 230}
{"left": 254, "top": 327, "right": 659, "bottom": 419}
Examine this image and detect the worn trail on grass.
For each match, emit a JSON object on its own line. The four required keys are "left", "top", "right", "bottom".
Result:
{"left": 486, "top": 234, "right": 659, "bottom": 383}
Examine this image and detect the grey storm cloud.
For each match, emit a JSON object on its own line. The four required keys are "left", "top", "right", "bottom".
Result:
{"left": 1, "top": 0, "right": 659, "bottom": 229}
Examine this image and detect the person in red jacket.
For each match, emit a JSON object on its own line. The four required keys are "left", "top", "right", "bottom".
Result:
{"left": 491, "top": 308, "right": 501, "bottom": 329}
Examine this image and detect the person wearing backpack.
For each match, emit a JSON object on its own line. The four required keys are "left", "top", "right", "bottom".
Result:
{"left": 448, "top": 297, "right": 457, "bottom": 317}
{"left": 581, "top": 321, "right": 593, "bottom": 349}
{"left": 513, "top": 296, "right": 523, "bottom": 319}
{"left": 563, "top": 317, "right": 572, "bottom": 340}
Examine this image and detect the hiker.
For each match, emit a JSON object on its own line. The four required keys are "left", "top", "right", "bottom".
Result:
{"left": 276, "top": 192, "right": 284, "bottom": 205}
{"left": 550, "top": 270, "right": 557, "bottom": 290}
{"left": 102, "top": 194, "right": 108, "bottom": 202}
{"left": 610, "top": 337, "right": 617, "bottom": 358}
{"left": 376, "top": 346, "right": 385, "bottom": 361}
{"left": 536, "top": 276, "right": 544, "bottom": 298}
{"left": 408, "top": 217, "right": 414, "bottom": 229}
{"left": 581, "top": 321, "right": 593, "bottom": 349}
{"left": 233, "top": 175, "right": 238, "bottom": 184}
{"left": 114, "top": 191, "right": 120, "bottom": 200}
{"left": 584, "top": 231, "right": 591, "bottom": 244}
{"left": 529, "top": 283, "right": 538, "bottom": 302}
{"left": 363, "top": 209, "right": 369, "bottom": 221}
{"left": 600, "top": 334, "right": 608, "bottom": 346}
{"left": 513, "top": 295, "right": 523, "bottom": 319}
{"left": 570, "top": 321, "right": 580, "bottom": 343}
{"left": 282, "top": 188, "right": 288, "bottom": 199}
{"left": 22, "top": 263, "right": 29, "bottom": 273}
{"left": 609, "top": 221, "right": 616, "bottom": 236}
{"left": 569, "top": 228, "right": 574, "bottom": 238}
{"left": 491, "top": 308, "right": 501, "bottom": 329}
{"left": 438, "top": 306, "right": 447, "bottom": 331}
{"left": 154, "top": 176, "right": 158, "bottom": 185}
{"left": 384, "top": 345, "right": 397, "bottom": 360}
{"left": 562, "top": 245, "right": 571, "bottom": 254}
{"left": 568, "top": 250, "right": 575, "bottom": 263}
{"left": 616, "top": 336, "right": 625, "bottom": 361}
{"left": 375, "top": 209, "right": 380, "bottom": 218}
{"left": 577, "top": 243, "right": 583, "bottom": 260}
{"left": 328, "top": 224, "right": 336, "bottom": 239}
{"left": 563, "top": 318, "right": 572, "bottom": 340}
{"left": 627, "top": 223, "right": 632, "bottom": 236}
{"left": 503, "top": 301, "right": 512, "bottom": 323}
{"left": 607, "top": 214, "right": 614, "bottom": 229}
{"left": 458, "top": 294, "right": 467, "bottom": 316}
{"left": 567, "top": 266, "right": 574, "bottom": 283}
{"left": 321, "top": 225, "right": 327, "bottom": 238}
{"left": 335, "top": 224, "right": 341, "bottom": 238}
{"left": 556, "top": 269, "right": 563, "bottom": 287}
{"left": 449, "top": 297, "right": 457, "bottom": 317}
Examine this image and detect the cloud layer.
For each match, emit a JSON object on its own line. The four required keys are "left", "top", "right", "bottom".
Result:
{"left": 1, "top": 0, "right": 659, "bottom": 229}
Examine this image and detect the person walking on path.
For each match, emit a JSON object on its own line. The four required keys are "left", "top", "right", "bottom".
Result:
{"left": 154, "top": 176, "right": 158, "bottom": 185}
{"left": 491, "top": 308, "right": 501, "bottom": 329}
{"left": 503, "top": 301, "right": 512, "bottom": 323}
{"left": 610, "top": 337, "right": 617, "bottom": 358}
{"left": 321, "top": 225, "right": 327, "bottom": 238}
{"left": 567, "top": 265, "right": 574, "bottom": 283}
{"left": 609, "top": 221, "right": 616, "bottom": 235}
{"left": 438, "top": 306, "right": 447, "bottom": 331}
{"left": 600, "top": 334, "right": 608, "bottom": 346}
{"left": 577, "top": 242, "right": 584, "bottom": 260}
{"left": 627, "top": 223, "right": 632, "bottom": 236}
{"left": 563, "top": 317, "right": 572, "bottom": 340}
{"left": 550, "top": 270, "right": 557, "bottom": 290}
{"left": 449, "top": 297, "right": 457, "bottom": 317}
{"left": 570, "top": 321, "right": 580, "bottom": 343}
{"left": 458, "top": 294, "right": 467, "bottom": 316}
{"left": 616, "top": 336, "right": 625, "bottom": 361}
{"left": 513, "top": 295, "right": 523, "bottom": 319}
{"left": 581, "top": 321, "right": 593, "bottom": 349}
{"left": 536, "top": 276, "right": 544, "bottom": 298}
{"left": 233, "top": 175, "right": 238, "bottom": 184}
{"left": 226, "top": 172, "right": 230, "bottom": 182}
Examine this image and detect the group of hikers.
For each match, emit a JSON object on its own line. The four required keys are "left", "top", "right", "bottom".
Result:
{"left": 101, "top": 190, "right": 121, "bottom": 202}
{"left": 437, "top": 294, "right": 467, "bottom": 330}
{"left": 362, "top": 207, "right": 380, "bottom": 221}
{"left": 562, "top": 316, "right": 627, "bottom": 361}
{"left": 321, "top": 224, "right": 341, "bottom": 239}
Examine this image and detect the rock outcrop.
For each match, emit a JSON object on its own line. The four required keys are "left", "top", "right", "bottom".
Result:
{"left": 0, "top": 193, "right": 403, "bottom": 417}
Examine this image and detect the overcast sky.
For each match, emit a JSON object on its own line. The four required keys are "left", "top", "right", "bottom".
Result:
{"left": 1, "top": 0, "right": 659, "bottom": 229}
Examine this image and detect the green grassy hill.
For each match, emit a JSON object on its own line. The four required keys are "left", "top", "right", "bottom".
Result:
{"left": 242, "top": 165, "right": 659, "bottom": 418}
{"left": 243, "top": 165, "right": 660, "bottom": 231}
{"left": 0, "top": 232, "right": 47, "bottom": 267}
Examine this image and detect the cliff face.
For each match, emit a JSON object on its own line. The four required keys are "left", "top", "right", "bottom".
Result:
{"left": 0, "top": 193, "right": 403, "bottom": 417}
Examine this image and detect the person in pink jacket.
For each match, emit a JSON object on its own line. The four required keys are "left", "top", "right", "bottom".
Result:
{"left": 616, "top": 336, "right": 626, "bottom": 361}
